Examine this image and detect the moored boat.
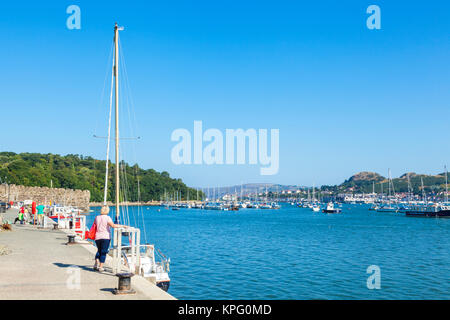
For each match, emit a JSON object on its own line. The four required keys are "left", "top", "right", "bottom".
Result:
{"left": 405, "top": 204, "right": 450, "bottom": 217}
{"left": 375, "top": 205, "right": 399, "bottom": 213}
{"left": 322, "top": 202, "right": 342, "bottom": 214}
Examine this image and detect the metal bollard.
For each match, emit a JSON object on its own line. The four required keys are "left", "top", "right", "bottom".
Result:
{"left": 67, "top": 235, "right": 76, "bottom": 245}
{"left": 113, "top": 273, "right": 136, "bottom": 295}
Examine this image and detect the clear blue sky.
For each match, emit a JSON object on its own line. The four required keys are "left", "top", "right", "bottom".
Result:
{"left": 0, "top": 1, "right": 449, "bottom": 187}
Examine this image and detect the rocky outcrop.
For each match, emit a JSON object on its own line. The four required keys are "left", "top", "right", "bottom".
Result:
{"left": 0, "top": 184, "right": 90, "bottom": 210}
{"left": 347, "top": 171, "right": 384, "bottom": 182}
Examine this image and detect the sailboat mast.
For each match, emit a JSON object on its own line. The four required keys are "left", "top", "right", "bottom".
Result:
{"left": 388, "top": 169, "right": 391, "bottom": 206}
{"left": 421, "top": 177, "right": 426, "bottom": 203}
{"left": 381, "top": 182, "right": 383, "bottom": 203}
{"left": 445, "top": 165, "right": 448, "bottom": 203}
{"left": 114, "top": 23, "right": 121, "bottom": 222}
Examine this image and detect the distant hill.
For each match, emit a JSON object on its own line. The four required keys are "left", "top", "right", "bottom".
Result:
{"left": 346, "top": 171, "right": 385, "bottom": 182}
{"left": 210, "top": 171, "right": 448, "bottom": 198}
{"left": 335, "top": 171, "right": 448, "bottom": 194}
{"left": 197, "top": 183, "right": 309, "bottom": 198}
{"left": 0, "top": 152, "right": 202, "bottom": 202}
{"left": 338, "top": 172, "right": 385, "bottom": 191}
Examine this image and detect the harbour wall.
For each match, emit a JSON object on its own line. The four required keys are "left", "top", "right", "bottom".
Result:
{"left": 0, "top": 184, "right": 90, "bottom": 209}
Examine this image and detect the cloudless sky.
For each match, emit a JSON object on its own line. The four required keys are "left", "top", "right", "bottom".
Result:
{"left": 0, "top": 1, "right": 449, "bottom": 187}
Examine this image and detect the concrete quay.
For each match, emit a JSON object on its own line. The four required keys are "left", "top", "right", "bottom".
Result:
{"left": 0, "top": 209, "right": 176, "bottom": 300}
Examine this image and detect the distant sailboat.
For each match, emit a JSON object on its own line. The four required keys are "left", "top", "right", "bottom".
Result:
{"left": 376, "top": 169, "right": 398, "bottom": 213}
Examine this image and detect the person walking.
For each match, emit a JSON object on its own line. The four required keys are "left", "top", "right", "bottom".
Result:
{"left": 93, "top": 206, "right": 127, "bottom": 272}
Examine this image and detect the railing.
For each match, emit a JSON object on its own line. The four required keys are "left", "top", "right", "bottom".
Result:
{"left": 112, "top": 227, "right": 141, "bottom": 274}
{"left": 111, "top": 228, "right": 170, "bottom": 276}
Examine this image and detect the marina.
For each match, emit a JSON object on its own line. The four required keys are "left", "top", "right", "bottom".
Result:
{"left": 4, "top": 164, "right": 450, "bottom": 300}
{"left": 2, "top": 198, "right": 450, "bottom": 300}
{"left": 85, "top": 202, "right": 450, "bottom": 300}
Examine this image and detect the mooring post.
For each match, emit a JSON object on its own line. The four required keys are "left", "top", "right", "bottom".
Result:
{"left": 113, "top": 273, "right": 135, "bottom": 295}
{"left": 67, "top": 234, "right": 76, "bottom": 245}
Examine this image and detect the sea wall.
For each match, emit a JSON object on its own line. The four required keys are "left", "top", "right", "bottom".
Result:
{"left": 0, "top": 184, "right": 90, "bottom": 209}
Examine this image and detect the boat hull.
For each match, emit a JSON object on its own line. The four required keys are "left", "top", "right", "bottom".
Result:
{"left": 322, "top": 209, "right": 341, "bottom": 214}
{"left": 157, "top": 280, "right": 170, "bottom": 292}
{"left": 375, "top": 209, "right": 398, "bottom": 213}
{"left": 406, "top": 210, "right": 450, "bottom": 218}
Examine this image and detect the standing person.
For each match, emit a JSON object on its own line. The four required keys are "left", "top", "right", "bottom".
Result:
{"left": 36, "top": 204, "right": 45, "bottom": 226}
{"left": 93, "top": 206, "right": 127, "bottom": 272}
{"left": 23, "top": 207, "right": 29, "bottom": 224}
{"left": 31, "top": 202, "right": 37, "bottom": 225}
{"left": 19, "top": 206, "right": 25, "bottom": 222}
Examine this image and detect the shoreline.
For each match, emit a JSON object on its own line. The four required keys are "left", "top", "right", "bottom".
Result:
{"left": 89, "top": 200, "right": 202, "bottom": 207}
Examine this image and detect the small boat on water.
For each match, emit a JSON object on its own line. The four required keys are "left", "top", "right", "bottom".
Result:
{"left": 376, "top": 169, "right": 399, "bottom": 213}
{"left": 322, "top": 202, "right": 342, "bottom": 214}
{"left": 203, "top": 202, "right": 223, "bottom": 210}
{"left": 259, "top": 203, "right": 273, "bottom": 209}
{"left": 375, "top": 205, "right": 399, "bottom": 213}
{"left": 405, "top": 204, "right": 450, "bottom": 217}
{"left": 271, "top": 202, "right": 281, "bottom": 209}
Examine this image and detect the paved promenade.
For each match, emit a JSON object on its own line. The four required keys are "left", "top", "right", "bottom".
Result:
{"left": 0, "top": 209, "right": 176, "bottom": 300}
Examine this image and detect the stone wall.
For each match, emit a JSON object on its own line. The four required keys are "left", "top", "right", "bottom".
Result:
{"left": 0, "top": 184, "right": 90, "bottom": 209}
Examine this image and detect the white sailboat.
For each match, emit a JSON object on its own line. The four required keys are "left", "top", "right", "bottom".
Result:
{"left": 376, "top": 169, "right": 398, "bottom": 213}
{"left": 311, "top": 183, "right": 320, "bottom": 212}
{"left": 104, "top": 23, "right": 170, "bottom": 291}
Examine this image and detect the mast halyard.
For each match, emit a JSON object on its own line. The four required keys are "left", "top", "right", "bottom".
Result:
{"left": 114, "top": 22, "right": 124, "bottom": 223}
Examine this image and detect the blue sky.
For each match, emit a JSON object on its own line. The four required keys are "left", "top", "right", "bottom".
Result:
{"left": 0, "top": 1, "right": 449, "bottom": 187}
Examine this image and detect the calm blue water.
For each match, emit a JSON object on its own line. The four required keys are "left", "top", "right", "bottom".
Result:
{"left": 87, "top": 204, "right": 450, "bottom": 299}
